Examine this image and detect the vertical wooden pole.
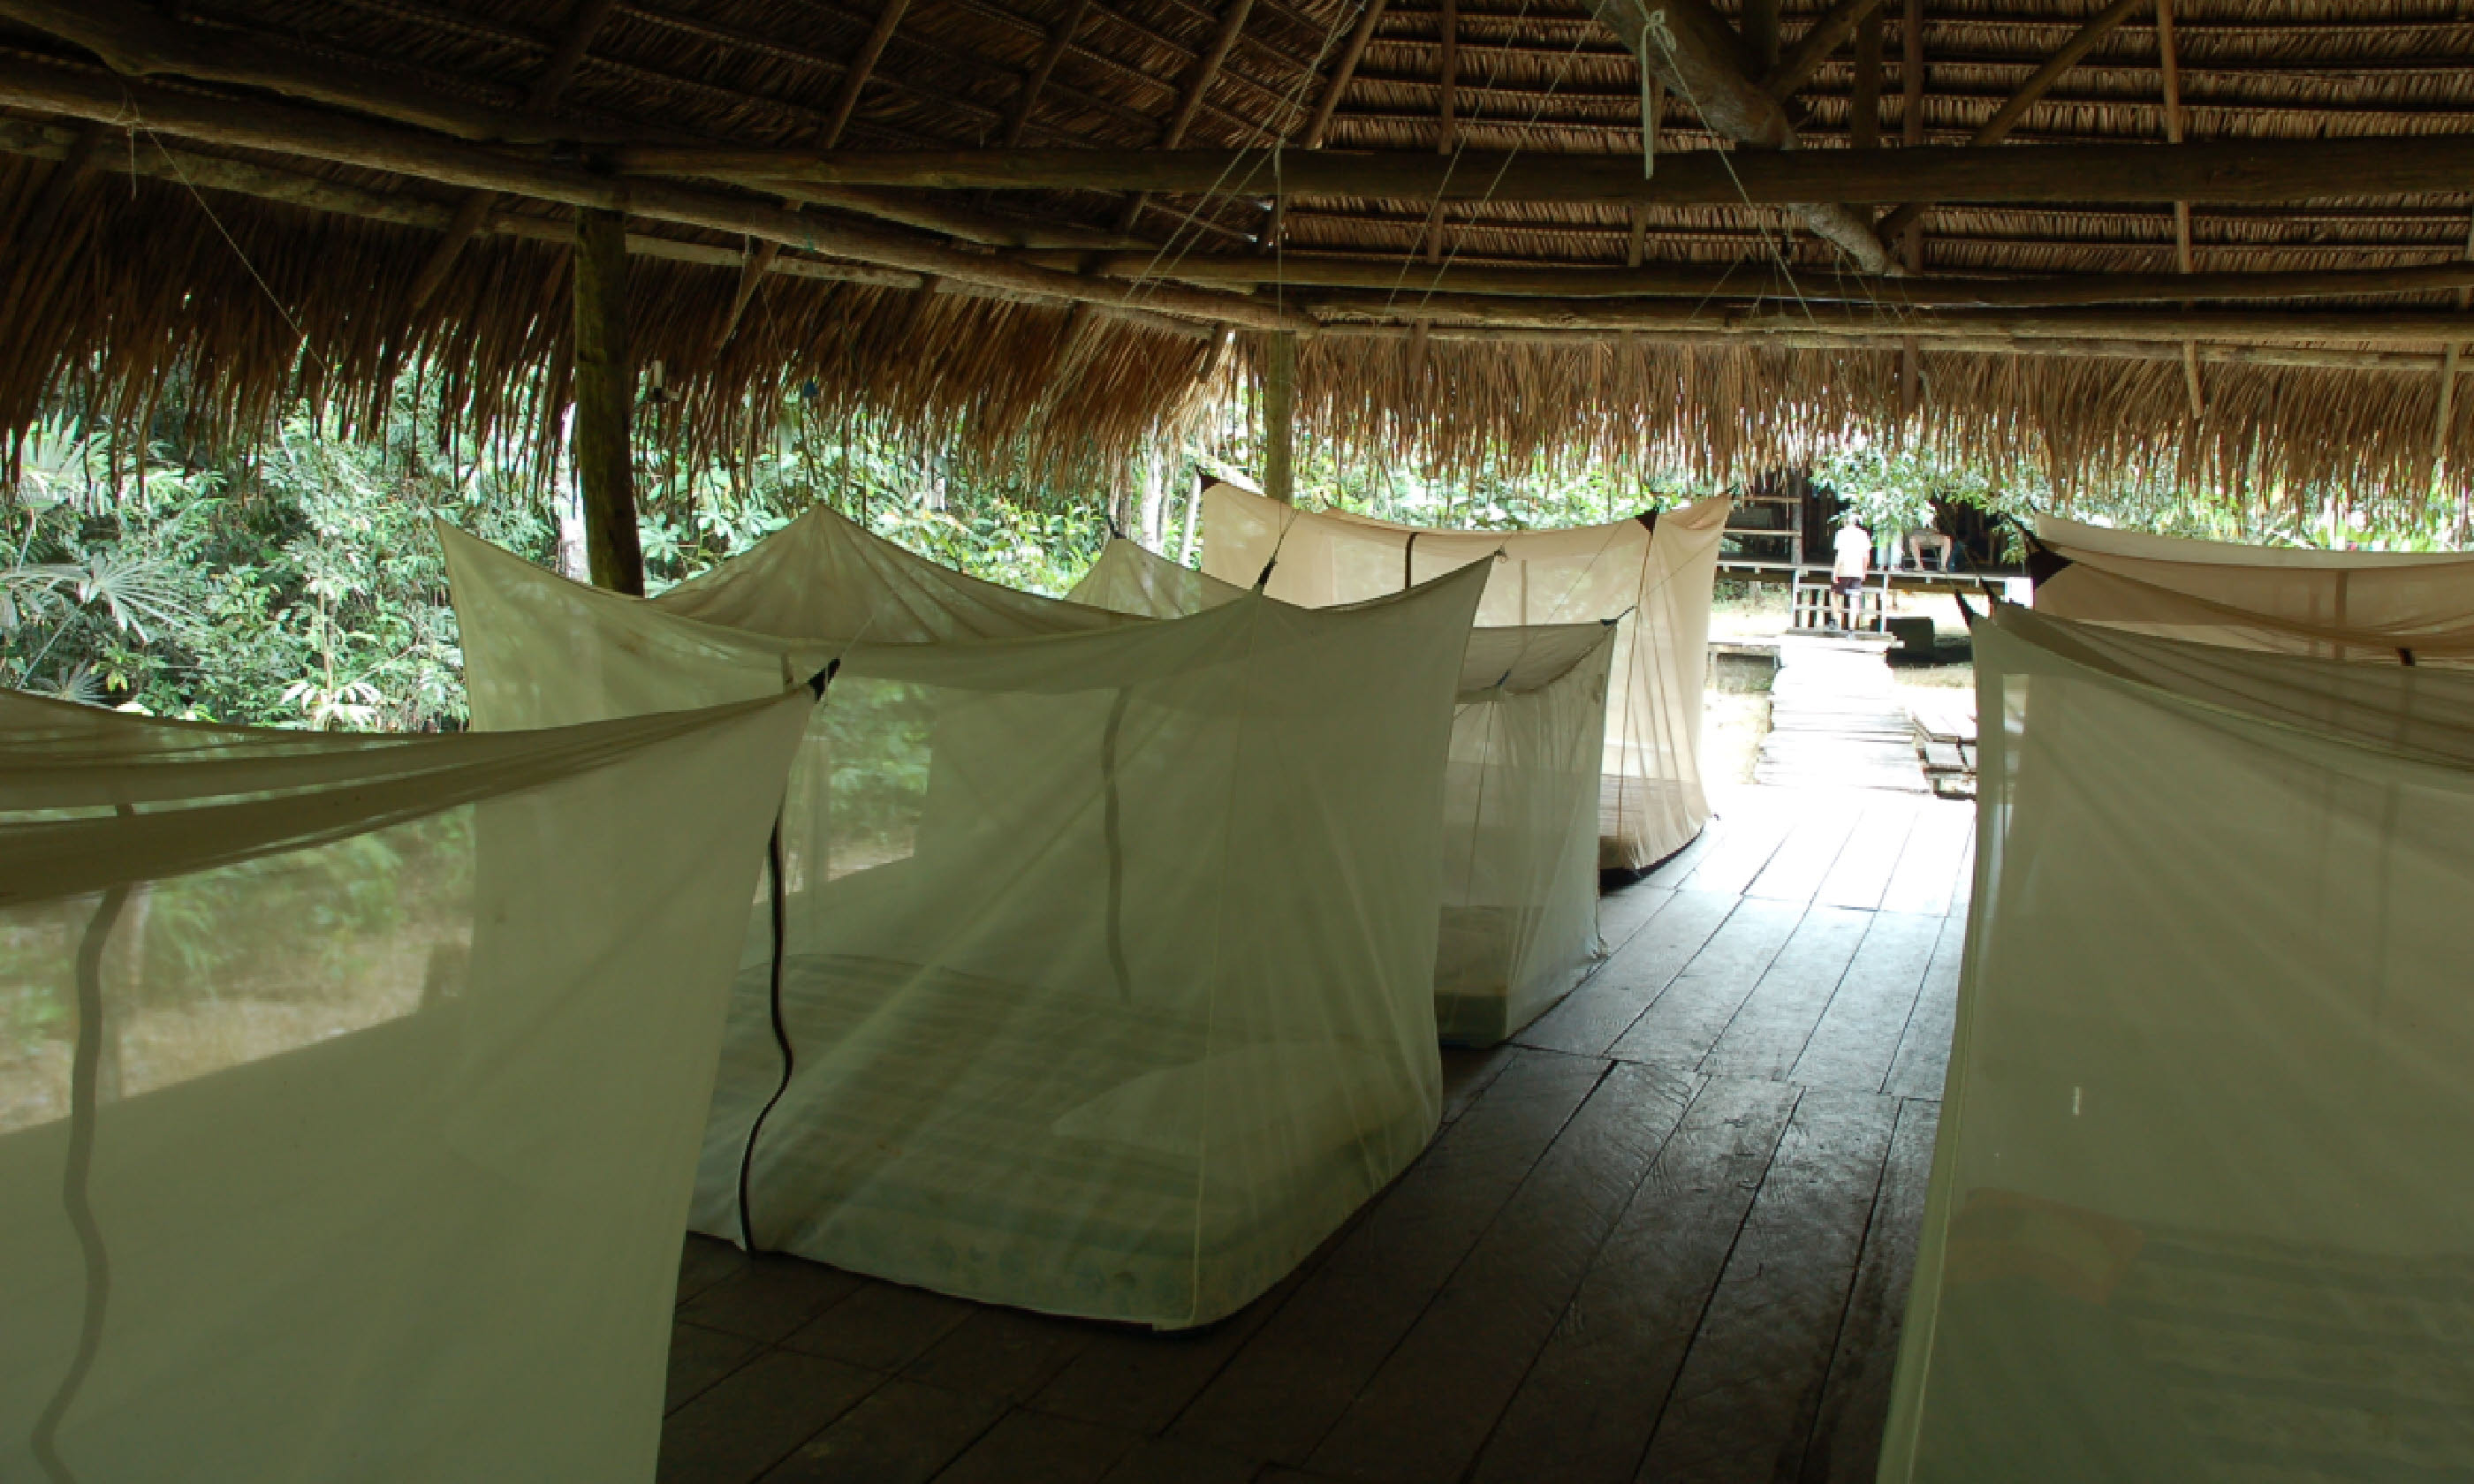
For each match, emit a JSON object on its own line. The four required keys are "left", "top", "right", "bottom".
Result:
{"left": 2158, "top": 0, "right": 2203, "bottom": 423}
{"left": 1264, "top": 330, "right": 1296, "bottom": 504}
{"left": 573, "top": 206, "right": 644, "bottom": 595}
{"left": 1897, "top": 0, "right": 1924, "bottom": 426}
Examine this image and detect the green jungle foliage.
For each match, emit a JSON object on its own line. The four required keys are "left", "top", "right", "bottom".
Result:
{"left": 6, "top": 376, "right": 2457, "bottom": 732}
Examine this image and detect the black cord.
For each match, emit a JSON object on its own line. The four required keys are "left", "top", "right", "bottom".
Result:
{"left": 738, "top": 662, "right": 840, "bottom": 1252}
{"left": 34, "top": 867, "right": 133, "bottom": 1484}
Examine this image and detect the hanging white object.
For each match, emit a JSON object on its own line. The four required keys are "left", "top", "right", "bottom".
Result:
{"left": 1879, "top": 606, "right": 2474, "bottom": 1480}
{"left": 1070, "top": 538, "right": 1615, "bottom": 1047}
{"left": 443, "top": 508, "right": 1490, "bottom": 1328}
{"left": 1197, "top": 481, "right": 1731, "bottom": 872}
{"left": 0, "top": 688, "right": 811, "bottom": 1481}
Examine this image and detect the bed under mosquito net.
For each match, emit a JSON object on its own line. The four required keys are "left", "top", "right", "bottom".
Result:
{"left": 1199, "top": 481, "right": 1728, "bottom": 870}
{"left": 1071, "top": 538, "right": 1611, "bottom": 1047}
{"left": 0, "top": 687, "right": 809, "bottom": 1481}
{"left": 1879, "top": 605, "right": 2474, "bottom": 1482}
{"left": 444, "top": 519, "right": 1484, "bottom": 1328}
{"left": 2031, "top": 513, "right": 2474, "bottom": 666}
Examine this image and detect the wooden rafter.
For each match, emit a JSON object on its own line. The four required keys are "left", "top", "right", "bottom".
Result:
{"left": 1848, "top": 4, "right": 1882, "bottom": 148}
{"left": 1119, "top": 0, "right": 1256, "bottom": 231}
{"left": 1015, "top": 253, "right": 2474, "bottom": 308}
{"left": 409, "top": 0, "right": 615, "bottom": 316}
{"left": 0, "top": 59, "right": 1314, "bottom": 329}
{"left": 1302, "top": 0, "right": 1390, "bottom": 149}
{"left": 1764, "top": 0, "right": 1888, "bottom": 99}
{"left": 1004, "top": 0, "right": 1097, "bottom": 147}
{"left": 1297, "top": 292, "right": 2474, "bottom": 344}
{"left": 720, "top": 0, "right": 914, "bottom": 349}
{"left": 642, "top": 137, "right": 2474, "bottom": 206}
{"left": 1875, "top": 0, "right": 2149, "bottom": 244}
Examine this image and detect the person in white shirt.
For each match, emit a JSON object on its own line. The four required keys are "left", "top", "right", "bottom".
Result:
{"left": 1831, "top": 511, "right": 1871, "bottom": 631}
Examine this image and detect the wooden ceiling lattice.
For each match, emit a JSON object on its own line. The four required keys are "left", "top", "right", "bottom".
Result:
{"left": 1, "top": 0, "right": 2472, "bottom": 497}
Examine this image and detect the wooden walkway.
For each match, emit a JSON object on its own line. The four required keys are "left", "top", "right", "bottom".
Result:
{"left": 658, "top": 784, "right": 1974, "bottom": 1484}
{"left": 1754, "top": 636, "right": 1928, "bottom": 794}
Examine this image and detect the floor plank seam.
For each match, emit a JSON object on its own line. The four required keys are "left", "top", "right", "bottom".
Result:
{"left": 1787, "top": 1108, "right": 1906, "bottom": 1480}
{"left": 1452, "top": 1071, "right": 1710, "bottom": 1484}
{"left": 1625, "top": 1080, "right": 1806, "bottom": 1483}
{"left": 1288, "top": 1056, "right": 1625, "bottom": 1475}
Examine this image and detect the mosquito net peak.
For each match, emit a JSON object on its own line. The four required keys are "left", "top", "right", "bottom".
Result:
{"left": 657, "top": 498, "right": 1138, "bottom": 640}
{"left": 444, "top": 524, "right": 1490, "bottom": 1327}
{"left": 0, "top": 687, "right": 812, "bottom": 1481}
{"left": 2032, "top": 514, "right": 2474, "bottom": 665}
{"left": 1880, "top": 605, "right": 2474, "bottom": 1481}
{"left": 1072, "top": 537, "right": 1613, "bottom": 1045}
{"left": 1199, "top": 483, "right": 1728, "bottom": 869}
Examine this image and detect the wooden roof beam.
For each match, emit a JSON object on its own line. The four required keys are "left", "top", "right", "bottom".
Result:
{"left": 1301, "top": 290, "right": 2474, "bottom": 344}
{"left": 1315, "top": 322, "right": 2474, "bottom": 377}
{"left": 0, "top": 117, "right": 1218, "bottom": 337}
{"left": 1573, "top": 0, "right": 1895, "bottom": 273}
{"left": 1022, "top": 253, "right": 2474, "bottom": 308}
{"left": 0, "top": 59, "right": 1314, "bottom": 330}
{"left": 1874, "top": 0, "right": 2149, "bottom": 244}
{"left": 638, "top": 138, "right": 2474, "bottom": 208}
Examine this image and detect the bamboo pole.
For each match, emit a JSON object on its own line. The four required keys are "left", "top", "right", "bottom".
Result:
{"left": 1766, "top": 0, "right": 1891, "bottom": 97}
{"left": 572, "top": 208, "right": 644, "bottom": 596}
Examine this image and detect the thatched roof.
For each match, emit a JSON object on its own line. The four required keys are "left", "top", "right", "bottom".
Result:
{"left": 0, "top": 0, "right": 2471, "bottom": 506}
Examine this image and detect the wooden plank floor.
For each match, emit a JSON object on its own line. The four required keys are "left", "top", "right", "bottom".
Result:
{"left": 659, "top": 784, "right": 1973, "bottom": 1484}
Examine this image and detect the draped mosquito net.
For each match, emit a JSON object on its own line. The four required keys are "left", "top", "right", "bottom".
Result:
{"left": 0, "top": 687, "right": 811, "bottom": 1482}
{"left": 1200, "top": 482, "right": 1729, "bottom": 869}
{"left": 444, "top": 523, "right": 1487, "bottom": 1328}
{"left": 1071, "top": 537, "right": 1613, "bottom": 1046}
{"left": 2032, "top": 514, "right": 2474, "bottom": 666}
{"left": 1880, "top": 605, "right": 2474, "bottom": 1482}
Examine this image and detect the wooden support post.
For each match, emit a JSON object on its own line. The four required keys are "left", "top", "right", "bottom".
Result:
{"left": 1898, "top": 0, "right": 1922, "bottom": 422}
{"left": 1264, "top": 329, "right": 1296, "bottom": 504}
{"left": 2158, "top": 0, "right": 2201, "bottom": 422}
{"left": 572, "top": 207, "right": 643, "bottom": 595}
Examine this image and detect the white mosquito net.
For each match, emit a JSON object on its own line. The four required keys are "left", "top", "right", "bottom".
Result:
{"left": 1200, "top": 482, "right": 1729, "bottom": 869}
{"left": 1071, "top": 537, "right": 1613, "bottom": 1047}
{"left": 0, "top": 687, "right": 811, "bottom": 1482}
{"left": 443, "top": 522, "right": 1487, "bottom": 1328}
{"left": 1880, "top": 605, "right": 2474, "bottom": 1482}
{"left": 2032, "top": 514, "right": 2474, "bottom": 666}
